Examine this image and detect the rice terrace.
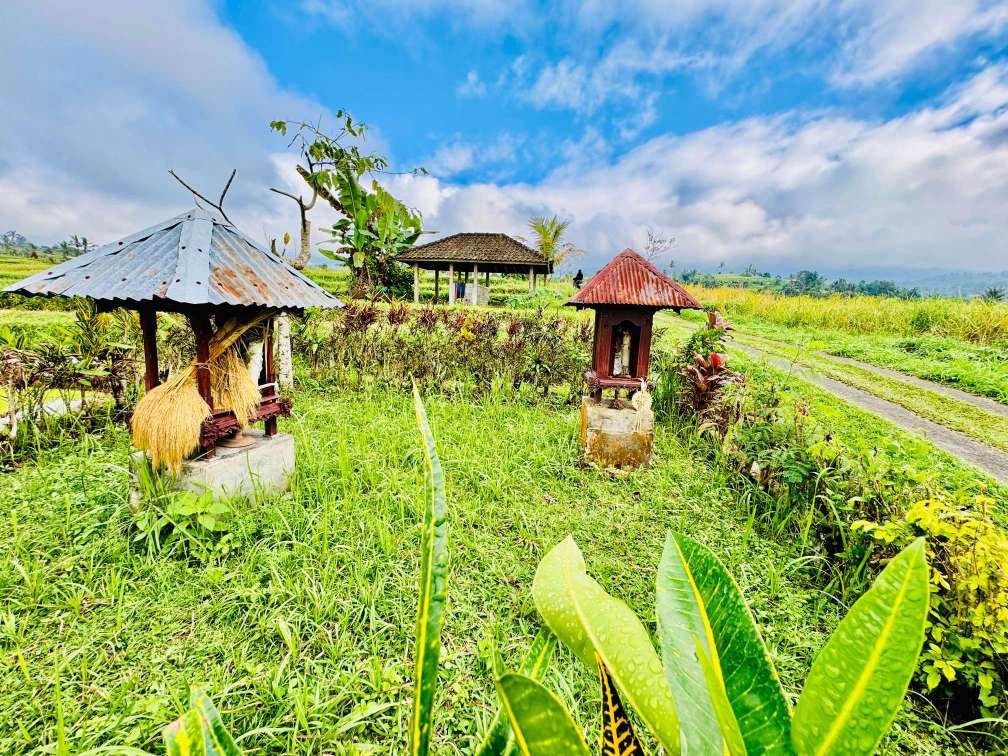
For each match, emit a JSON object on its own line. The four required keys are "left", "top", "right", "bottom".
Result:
{"left": 3, "top": 3, "right": 1008, "bottom": 755}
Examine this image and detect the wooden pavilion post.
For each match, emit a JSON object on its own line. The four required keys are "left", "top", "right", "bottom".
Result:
{"left": 528, "top": 266, "right": 534, "bottom": 293}
{"left": 471, "top": 264, "right": 479, "bottom": 305}
{"left": 139, "top": 306, "right": 160, "bottom": 392}
{"left": 448, "top": 264, "right": 456, "bottom": 304}
{"left": 413, "top": 264, "right": 420, "bottom": 304}
{"left": 484, "top": 270, "right": 489, "bottom": 287}
{"left": 434, "top": 269, "right": 440, "bottom": 302}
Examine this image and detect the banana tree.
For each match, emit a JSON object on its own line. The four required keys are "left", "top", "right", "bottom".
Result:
{"left": 320, "top": 172, "right": 424, "bottom": 297}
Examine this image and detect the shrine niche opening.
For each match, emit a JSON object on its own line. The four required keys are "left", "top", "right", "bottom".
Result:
{"left": 610, "top": 320, "right": 641, "bottom": 378}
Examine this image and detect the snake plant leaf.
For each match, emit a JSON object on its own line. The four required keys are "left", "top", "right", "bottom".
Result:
{"left": 694, "top": 637, "right": 747, "bottom": 756}
{"left": 673, "top": 533, "right": 793, "bottom": 755}
{"left": 476, "top": 628, "right": 558, "bottom": 756}
{"left": 792, "top": 538, "right": 929, "bottom": 756}
{"left": 163, "top": 690, "right": 242, "bottom": 755}
{"left": 597, "top": 654, "right": 645, "bottom": 756}
{"left": 496, "top": 673, "right": 591, "bottom": 756}
{"left": 409, "top": 387, "right": 450, "bottom": 756}
{"left": 532, "top": 536, "right": 680, "bottom": 754}
{"left": 657, "top": 532, "right": 725, "bottom": 755}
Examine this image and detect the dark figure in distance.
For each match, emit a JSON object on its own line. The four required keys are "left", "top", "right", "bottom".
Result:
{"left": 573, "top": 269, "right": 584, "bottom": 289}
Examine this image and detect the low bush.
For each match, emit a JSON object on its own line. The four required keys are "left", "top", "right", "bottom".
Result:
{"left": 292, "top": 303, "right": 592, "bottom": 400}
{"left": 856, "top": 495, "right": 1008, "bottom": 719}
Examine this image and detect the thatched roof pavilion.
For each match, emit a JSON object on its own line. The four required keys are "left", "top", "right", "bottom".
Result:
{"left": 398, "top": 232, "right": 552, "bottom": 304}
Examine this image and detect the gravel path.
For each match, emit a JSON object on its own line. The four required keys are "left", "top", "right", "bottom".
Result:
{"left": 734, "top": 342, "right": 1008, "bottom": 484}
{"left": 736, "top": 331, "right": 1008, "bottom": 418}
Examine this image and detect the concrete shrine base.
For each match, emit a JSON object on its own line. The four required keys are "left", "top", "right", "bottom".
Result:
{"left": 129, "top": 429, "right": 295, "bottom": 506}
{"left": 579, "top": 397, "right": 654, "bottom": 470}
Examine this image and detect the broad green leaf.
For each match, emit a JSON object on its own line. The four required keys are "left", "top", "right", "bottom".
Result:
{"left": 695, "top": 636, "right": 747, "bottom": 756}
{"left": 597, "top": 654, "right": 645, "bottom": 756}
{"left": 673, "top": 533, "right": 793, "bottom": 755}
{"left": 532, "top": 536, "right": 680, "bottom": 754}
{"left": 792, "top": 538, "right": 929, "bottom": 756}
{"left": 476, "top": 628, "right": 557, "bottom": 756}
{"left": 163, "top": 690, "right": 242, "bottom": 756}
{"left": 409, "top": 387, "right": 450, "bottom": 756}
{"left": 496, "top": 673, "right": 590, "bottom": 756}
{"left": 657, "top": 532, "right": 725, "bottom": 755}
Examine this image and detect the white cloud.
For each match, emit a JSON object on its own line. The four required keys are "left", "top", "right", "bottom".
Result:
{"left": 424, "top": 133, "right": 525, "bottom": 177}
{"left": 457, "top": 70, "right": 487, "bottom": 97}
{"left": 0, "top": 0, "right": 349, "bottom": 250}
{"left": 389, "top": 66, "right": 1008, "bottom": 272}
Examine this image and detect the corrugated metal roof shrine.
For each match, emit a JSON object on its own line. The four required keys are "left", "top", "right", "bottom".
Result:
{"left": 567, "top": 248, "right": 703, "bottom": 399}
{"left": 4, "top": 206, "right": 340, "bottom": 311}
{"left": 5, "top": 204, "right": 342, "bottom": 458}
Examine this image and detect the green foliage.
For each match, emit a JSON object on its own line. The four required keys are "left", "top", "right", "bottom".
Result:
{"left": 665, "top": 532, "right": 794, "bottom": 754}
{"left": 528, "top": 533, "right": 928, "bottom": 756}
{"left": 652, "top": 322, "right": 738, "bottom": 424}
{"left": 163, "top": 689, "right": 241, "bottom": 755}
{"left": 495, "top": 673, "right": 591, "bottom": 755}
{"left": 476, "top": 628, "right": 557, "bottom": 756}
{"left": 132, "top": 456, "right": 235, "bottom": 561}
{"left": 409, "top": 387, "right": 450, "bottom": 756}
{"left": 792, "top": 539, "right": 929, "bottom": 755}
{"left": 532, "top": 536, "right": 681, "bottom": 752}
{"left": 855, "top": 496, "right": 1008, "bottom": 717}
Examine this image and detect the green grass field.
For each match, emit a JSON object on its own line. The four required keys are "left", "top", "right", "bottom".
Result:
{"left": 0, "top": 254, "right": 1005, "bottom": 753}
{"left": 0, "top": 386, "right": 976, "bottom": 754}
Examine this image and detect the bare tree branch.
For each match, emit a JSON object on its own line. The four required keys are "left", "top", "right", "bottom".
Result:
{"left": 169, "top": 169, "right": 234, "bottom": 224}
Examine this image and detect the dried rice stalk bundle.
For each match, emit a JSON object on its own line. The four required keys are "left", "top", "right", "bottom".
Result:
{"left": 211, "top": 346, "right": 259, "bottom": 427}
{"left": 131, "top": 372, "right": 211, "bottom": 473}
{"left": 131, "top": 311, "right": 275, "bottom": 472}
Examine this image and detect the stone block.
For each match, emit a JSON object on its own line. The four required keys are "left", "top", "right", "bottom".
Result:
{"left": 579, "top": 397, "right": 654, "bottom": 469}
{"left": 129, "top": 429, "right": 295, "bottom": 503}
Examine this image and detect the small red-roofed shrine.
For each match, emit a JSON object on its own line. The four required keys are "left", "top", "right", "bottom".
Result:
{"left": 568, "top": 248, "right": 702, "bottom": 400}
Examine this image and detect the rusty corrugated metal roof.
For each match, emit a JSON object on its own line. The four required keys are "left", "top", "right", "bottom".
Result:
{"left": 567, "top": 248, "right": 702, "bottom": 309}
{"left": 4, "top": 206, "right": 341, "bottom": 310}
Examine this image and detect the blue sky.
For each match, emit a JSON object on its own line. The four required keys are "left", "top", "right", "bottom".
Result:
{"left": 2, "top": 1, "right": 1007, "bottom": 272}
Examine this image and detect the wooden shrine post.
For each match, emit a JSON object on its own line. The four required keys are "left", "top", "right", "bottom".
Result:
{"left": 190, "top": 311, "right": 215, "bottom": 458}
{"left": 448, "top": 264, "right": 456, "bottom": 304}
{"left": 434, "top": 269, "right": 440, "bottom": 302}
{"left": 413, "top": 264, "right": 420, "bottom": 304}
{"left": 471, "top": 264, "right": 479, "bottom": 305}
{"left": 139, "top": 306, "right": 160, "bottom": 392}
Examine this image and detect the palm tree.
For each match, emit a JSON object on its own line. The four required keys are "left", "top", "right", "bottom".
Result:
{"left": 981, "top": 286, "right": 1005, "bottom": 303}
{"left": 526, "top": 215, "right": 583, "bottom": 269}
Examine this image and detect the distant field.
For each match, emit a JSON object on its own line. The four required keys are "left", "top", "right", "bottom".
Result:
{"left": 691, "top": 284, "right": 1008, "bottom": 346}
{"left": 0, "top": 254, "right": 50, "bottom": 288}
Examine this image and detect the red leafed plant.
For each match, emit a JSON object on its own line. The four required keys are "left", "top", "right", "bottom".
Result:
{"left": 679, "top": 351, "right": 742, "bottom": 422}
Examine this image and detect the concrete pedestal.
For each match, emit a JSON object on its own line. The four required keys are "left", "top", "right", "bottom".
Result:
{"left": 130, "top": 429, "right": 295, "bottom": 503}
{"left": 579, "top": 397, "right": 654, "bottom": 470}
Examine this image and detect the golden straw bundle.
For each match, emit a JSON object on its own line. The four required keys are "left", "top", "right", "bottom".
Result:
{"left": 131, "top": 312, "right": 273, "bottom": 472}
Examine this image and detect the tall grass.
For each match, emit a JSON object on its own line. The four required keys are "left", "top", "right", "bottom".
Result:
{"left": 692, "top": 286, "right": 1008, "bottom": 346}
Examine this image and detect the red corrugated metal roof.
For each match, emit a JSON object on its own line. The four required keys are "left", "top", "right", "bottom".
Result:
{"left": 567, "top": 249, "right": 703, "bottom": 309}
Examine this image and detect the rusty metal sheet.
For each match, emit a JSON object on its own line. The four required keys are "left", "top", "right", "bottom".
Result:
{"left": 4, "top": 205, "right": 342, "bottom": 311}
{"left": 567, "top": 248, "right": 702, "bottom": 309}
